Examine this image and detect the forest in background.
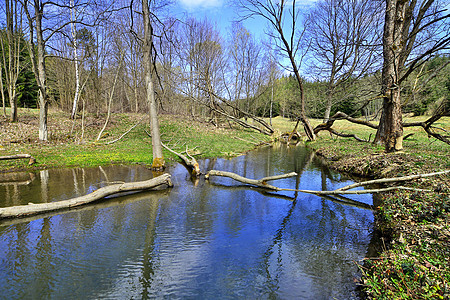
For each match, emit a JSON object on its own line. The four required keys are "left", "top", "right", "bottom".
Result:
{"left": 1, "top": 0, "right": 449, "bottom": 147}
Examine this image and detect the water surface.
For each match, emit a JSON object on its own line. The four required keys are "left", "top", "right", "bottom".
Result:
{"left": 0, "top": 144, "right": 374, "bottom": 299}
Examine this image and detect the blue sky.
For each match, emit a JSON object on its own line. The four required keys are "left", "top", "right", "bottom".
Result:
{"left": 171, "top": 0, "right": 318, "bottom": 40}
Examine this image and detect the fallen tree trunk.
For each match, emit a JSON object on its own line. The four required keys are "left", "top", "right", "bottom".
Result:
{"left": 205, "top": 170, "right": 449, "bottom": 196}
{"left": 0, "top": 173, "right": 173, "bottom": 220}
{"left": 161, "top": 141, "right": 201, "bottom": 177}
{"left": 0, "top": 188, "right": 171, "bottom": 227}
{"left": 205, "top": 170, "right": 298, "bottom": 190}
{"left": 144, "top": 129, "right": 200, "bottom": 176}
{"left": 335, "top": 170, "right": 450, "bottom": 191}
{"left": 179, "top": 90, "right": 274, "bottom": 135}
{"left": 314, "top": 101, "right": 450, "bottom": 145}
{"left": 0, "top": 154, "right": 36, "bottom": 165}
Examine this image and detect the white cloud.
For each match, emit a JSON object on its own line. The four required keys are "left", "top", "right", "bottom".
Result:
{"left": 178, "top": 0, "right": 224, "bottom": 9}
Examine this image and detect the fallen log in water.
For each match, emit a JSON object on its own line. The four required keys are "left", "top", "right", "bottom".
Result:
{"left": 205, "top": 170, "right": 298, "bottom": 190}
{"left": 0, "top": 188, "right": 172, "bottom": 226}
{"left": 205, "top": 170, "right": 450, "bottom": 196}
{"left": 161, "top": 142, "right": 201, "bottom": 177}
{"left": 0, "top": 173, "right": 173, "bottom": 220}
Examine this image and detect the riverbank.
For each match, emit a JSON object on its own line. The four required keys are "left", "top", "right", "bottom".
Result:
{"left": 2, "top": 110, "right": 449, "bottom": 298}
{"left": 0, "top": 109, "right": 271, "bottom": 172}
{"left": 304, "top": 118, "right": 450, "bottom": 299}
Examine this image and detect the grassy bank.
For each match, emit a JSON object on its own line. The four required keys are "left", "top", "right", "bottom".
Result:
{"left": 0, "top": 109, "right": 271, "bottom": 172}
{"left": 272, "top": 116, "right": 450, "bottom": 299}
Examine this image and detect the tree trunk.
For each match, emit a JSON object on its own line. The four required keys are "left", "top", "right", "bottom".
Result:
{"left": 297, "top": 71, "right": 316, "bottom": 141}
{"left": 37, "top": 3, "right": 48, "bottom": 141}
{"left": 70, "top": 1, "right": 80, "bottom": 120}
{"left": 24, "top": 0, "right": 49, "bottom": 141}
{"left": 9, "top": 91, "right": 18, "bottom": 122}
{"left": 373, "top": 0, "right": 407, "bottom": 151}
{"left": 38, "top": 92, "right": 48, "bottom": 141}
{"left": 142, "top": 0, "right": 165, "bottom": 170}
{"left": 2, "top": 0, "right": 20, "bottom": 122}
{"left": 0, "top": 174, "right": 173, "bottom": 220}
{"left": 0, "top": 59, "right": 5, "bottom": 116}
{"left": 323, "top": 97, "right": 332, "bottom": 123}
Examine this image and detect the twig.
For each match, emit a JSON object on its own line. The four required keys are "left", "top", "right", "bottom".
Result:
{"left": 105, "top": 119, "right": 143, "bottom": 145}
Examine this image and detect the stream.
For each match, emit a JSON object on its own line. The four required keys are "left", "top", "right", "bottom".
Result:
{"left": 0, "top": 144, "right": 376, "bottom": 299}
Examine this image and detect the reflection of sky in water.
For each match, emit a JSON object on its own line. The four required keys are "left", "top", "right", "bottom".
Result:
{"left": 0, "top": 145, "right": 374, "bottom": 299}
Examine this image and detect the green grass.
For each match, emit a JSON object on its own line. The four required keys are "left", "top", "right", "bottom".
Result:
{"left": 267, "top": 115, "right": 450, "bottom": 171}
{"left": 0, "top": 110, "right": 271, "bottom": 171}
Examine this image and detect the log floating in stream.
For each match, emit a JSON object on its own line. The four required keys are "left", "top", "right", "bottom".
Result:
{"left": 0, "top": 173, "right": 173, "bottom": 220}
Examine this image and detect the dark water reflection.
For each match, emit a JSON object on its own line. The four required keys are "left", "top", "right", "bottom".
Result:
{"left": 0, "top": 144, "right": 374, "bottom": 299}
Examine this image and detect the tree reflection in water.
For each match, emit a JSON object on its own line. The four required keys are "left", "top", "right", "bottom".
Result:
{"left": 0, "top": 145, "right": 374, "bottom": 299}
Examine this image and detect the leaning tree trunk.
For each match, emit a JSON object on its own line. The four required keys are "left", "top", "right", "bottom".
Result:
{"left": 373, "top": 0, "right": 406, "bottom": 151}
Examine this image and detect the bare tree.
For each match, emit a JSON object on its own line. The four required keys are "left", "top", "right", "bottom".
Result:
{"left": 156, "top": 17, "right": 182, "bottom": 114}
{"left": 141, "top": 0, "right": 165, "bottom": 169}
{"left": 228, "top": 23, "right": 263, "bottom": 118}
{"left": 0, "top": 53, "right": 5, "bottom": 116}
{"left": 307, "top": 0, "right": 382, "bottom": 122}
{"left": 22, "top": 0, "right": 50, "bottom": 140}
{"left": 183, "top": 18, "right": 225, "bottom": 124}
{"left": 374, "top": 0, "right": 450, "bottom": 151}
{"left": 235, "top": 0, "right": 316, "bottom": 140}
{"left": 21, "top": 0, "right": 94, "bottom": 140}
{"left": 69, "top": 0, "right": 81, "bottom": 119}
{"left": 1, "top": 0, "right": 25, "bottom": 122}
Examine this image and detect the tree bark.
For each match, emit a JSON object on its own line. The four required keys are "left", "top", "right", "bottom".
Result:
{"left": 0, "top": 173, "right": 173, "bottom": 219}
{"left": 23, "top": 0, "right": 49, "bottom": 141}
{"left": 142, "top": 0, "right": 164, "bottom": 170}
{"left": 373, "top": 0, "right": 407, "bottom": 152}
{"left": 70, "top": 0, "right": 80, "bottom": 120}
